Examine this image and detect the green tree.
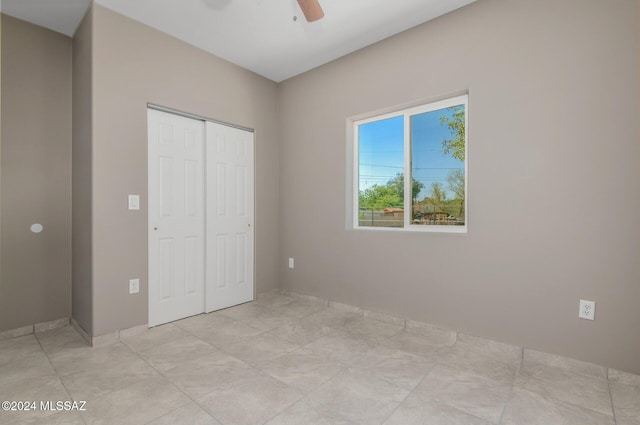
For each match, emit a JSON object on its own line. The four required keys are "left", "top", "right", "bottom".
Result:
{"left": 359, "top": 172, "right": 424, "bottom": 209}
{"left": 440, "top": 106, "right": 466, "bottom": 161}
{"left": 359, "top": 185, "right": 402, "bottom": 208}
{"left": 446, "top": 169, "right": 465, "bottom": 217}
{"left": 429, "top": 182, "right": 447, "bottom": 211}
{"left": 386, "top": 173, "right": 424, "bottom": 205}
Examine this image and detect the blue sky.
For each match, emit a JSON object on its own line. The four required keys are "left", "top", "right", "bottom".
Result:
{"left": 358, "top": 106, "right": 464, "bottom": 200}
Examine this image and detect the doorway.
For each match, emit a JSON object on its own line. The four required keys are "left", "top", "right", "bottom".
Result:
{"left": 147, "top": 108, "right": 254, "bottom": 327}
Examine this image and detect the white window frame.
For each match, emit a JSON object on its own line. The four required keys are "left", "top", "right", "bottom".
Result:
{"left": 352, "top": 94, "right": 468, "bottom": 233}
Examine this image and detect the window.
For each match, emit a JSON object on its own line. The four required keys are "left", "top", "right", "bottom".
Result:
{"left": 353, "top": 94, "right": 468, "bottom": 232}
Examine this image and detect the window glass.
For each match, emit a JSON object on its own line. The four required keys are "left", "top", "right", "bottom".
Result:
{"left": 353, "top": 94, "right": 467, "bottom": 233}
{"left": 410, "top": 104, "right": 465, "bottom": 227}
{"left": 358, "top": 116, "right": 404, "bottom": 228}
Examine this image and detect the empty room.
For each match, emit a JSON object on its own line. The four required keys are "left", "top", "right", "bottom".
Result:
{"left": 0, "top": 0, "right": 638, "bottom": 424}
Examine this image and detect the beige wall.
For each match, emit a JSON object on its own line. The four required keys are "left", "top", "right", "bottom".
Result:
{"left": 0, "top": 14, "right": 3, "bottom": 309}
{"left": 2, "top": 0, "right": 636, "bottom": 375}
{"left": 0, "top": 15, "right": 72, "bottom": 331}
{"left": 72, "top": 8, "right": 93, "bottom": 334}
{"left": 90, "top": 5, "right": 280, "bottom": 335}
{"left": 278, "top": 0, "right": 640, "bottom": 373}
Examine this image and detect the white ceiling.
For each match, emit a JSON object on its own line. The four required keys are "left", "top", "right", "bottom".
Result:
{"left": 1, "top": 0, "right": 477, "bottom": 82}
{"left": 0, "top": 0, "right": 90, "bottom": 37}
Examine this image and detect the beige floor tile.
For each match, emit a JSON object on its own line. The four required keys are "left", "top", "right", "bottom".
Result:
{"left": 611, "top": 382, "right": 640, "bottom": 425}
{"left": 163, "top": 351, "right": 255, "bottom": 399}
{"left": 303, "top": 308, "right": 362, "bottom": 329}
{"left": 343, "top": 318, "right": 403, "bottom": 344}
{"left": 501, "top": 387, "right": 615, "bottom": 425}
{"left": 0, "top": 376, "right": 70, "bottom": 425}
{"left": 48, "top": 342, "right": 140, "bottom": 376}
{"left": 381, "top": 330, "right": 452, "bottom": 360}
{"left": 222, "top": 333, "right": 300, "bottom": 366}
{"left": 217, "top": 303, "right": 293, "bottom": 331}
{"left": 383, "top": 395, "right": 492, "bottom": 425}
{"left": 139, "top": 336, "right": 217, "bottom": 372}
{"left": 259, "top": 347, "right": 346, "bottom": 393}
{"left": 147, "top": 402, "right": 221, "bottom": 425}
{"left": 119, "top": 324, "right": 188, "bottom": 353}
{"left": 173, "top": 312, "right": 235, "bottom": 334}
{"left": 609, "top": 369, "right": 640, "bottom": 388}
{"left": 80, "top": 376, "right": 189, "bottom": 425}
{"left": 36, "top": 327, "right": 88, "bottom": 355}
{"left": 0, "top": 373, "right": 64, "bottom": 400}
{"left": 91, "top": 332, "right": 119, "bottom": 348}
{"left": 265, "top": 398, "right": 357, "bottom": 425}
{"left": 456, "top": 333, "right": 522, "bottom": 359}
{"left": 0, "top": 335, "right": 42, "bottom": 366}
{"left": 362, "top": 310, "right": 405, "bottom": 327}
{"left": 523, "top": 349, "right": 607, "bottom": 379}
{"left": 303, "top": 331, "right": 374, "bottom": 366}
{"left": 404, "top": 320, "right": 457, "bottom": 345}
{"left": 306, "top": 369, "right": 410, "bottom": 425}
{"left": 254, "top": 292, "right": 296, "bottom": 309}
{"left": 2, "top": 298, "right": 635, "bottom": 425}
{"left": 439, "top": 334, "right": 522, "bottom": 383}
{"left": 197, "top": 372, "right": 302, "bottom": 425}
{"left": 61, "top": 357, "right": 159, "bottom": 401}
{"left": 269, "top": 300, "right": 327, "bottom": 319}
{"left": 199, "top": 322, "right": 264, "bottom": 347}
{"left": 176, "top": 314, "right": 264, "bottom": 347}
{"left": 328, "top": 302, "right": 363, "bottom": 315}
{"left": 0, "top": 350, "right": 57, "bottom": 390}
{"left": 268, "top": 318, "right": 336, "bottom": 345}
{"left": 414, "top": 364, "right": 511, "bottom": 423}
{"left": 352, "top": 344, "right": 435, "bottom": 390}
{"left": 515, "top": 362, "right": 613, "bottom": 416}
{"left": 297, "top": 294, "right": 329, "bottom": 306}
{"left": 30, "top": 411, "right": 87, "bottom": 425}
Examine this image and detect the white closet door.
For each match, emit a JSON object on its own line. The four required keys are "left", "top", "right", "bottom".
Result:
{"left": 148, "top": 109, "right": 205, "bottom": 326}
{"left": 205, "top": 122, "right": 254, "bottom": 312}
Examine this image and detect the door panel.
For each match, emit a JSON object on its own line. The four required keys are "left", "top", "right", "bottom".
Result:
{"left": 206, "top": 122, "right": 254, "bottom": 312}
{"left": 148, "top": 109, "right": 205, "bottom": 326}
{"left": 149, "top": 109, "right": 254, "bottom": 324}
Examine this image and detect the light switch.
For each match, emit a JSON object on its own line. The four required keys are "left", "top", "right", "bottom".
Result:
{"left": 129, "top": 278, "right": 140, "bottom": 294}
{"left": 128, "top": 195, "right": 140, "bottom": 210}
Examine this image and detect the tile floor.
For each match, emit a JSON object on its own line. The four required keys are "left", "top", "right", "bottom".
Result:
{"left": 1, "top": 292, "right": 639, "bottom": 425}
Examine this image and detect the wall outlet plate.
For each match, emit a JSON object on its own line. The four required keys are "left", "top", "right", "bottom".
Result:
{"left": 579, "top": 299, "right": 595, "bottom": 320}
{"left": 129, "top": 278, "right": 140, "bottom": 294}
{"left": 128, "top": 195, "right": 140, "bottom": 210}
{"left": 288, "top": 258, "right": 294, "bottom": 269}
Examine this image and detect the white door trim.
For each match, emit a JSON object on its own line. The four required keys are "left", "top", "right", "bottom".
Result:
{"left": 148, "top": 103, "right": 255, "bottom": 133}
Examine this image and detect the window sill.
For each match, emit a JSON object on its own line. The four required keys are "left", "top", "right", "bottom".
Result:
{"left": 351, "top": 225, "right": 467, "bottom": 234}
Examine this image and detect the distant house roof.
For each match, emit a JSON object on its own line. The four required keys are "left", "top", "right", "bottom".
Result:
{"left": 383, "top": 208, "right": 404, "bottom": 214}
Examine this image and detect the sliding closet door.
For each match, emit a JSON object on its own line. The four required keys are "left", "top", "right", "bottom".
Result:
{"left": 205, "top": 122, "right": 255, "bottom": 312}
{"left": 148, "top": 109, "right": 205, "bottom": 326}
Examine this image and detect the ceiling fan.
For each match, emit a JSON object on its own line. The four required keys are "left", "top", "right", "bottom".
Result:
{"left": 296, "top": 0, "right": 324, "bottom": 22}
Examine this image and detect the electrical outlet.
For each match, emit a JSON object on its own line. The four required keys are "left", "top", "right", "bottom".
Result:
{"left": 129, "top": 278, "right": 140, "bottom": 294}
{"left": 288, "top": 258, "right": 294, "bottom": 269}
{"left": 579, "top": 299, "right": 595, "bottom": 320}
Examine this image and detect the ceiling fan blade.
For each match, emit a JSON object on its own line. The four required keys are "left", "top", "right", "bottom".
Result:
{"left": 297, "top": 0, "right": 324, "bottom": 22}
